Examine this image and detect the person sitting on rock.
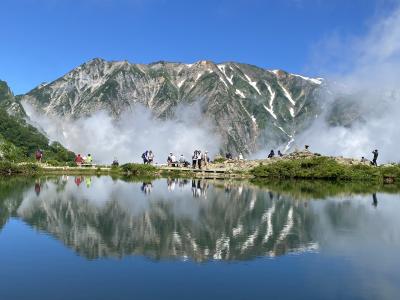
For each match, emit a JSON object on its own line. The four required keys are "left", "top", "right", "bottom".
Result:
{"left": 278, "top": 150, "right": 283, "bottom": 157}
{"left": 86, "top": 154, "right": 93, "bottom": 165}
{"left": 268, "top": 150, "right": 275, "bottom": 158}
{"left": 361, "top": 156, "right": 369, "bottom": 163}
{"left": 238, "top": 153, "right": 244, "bottom": 160}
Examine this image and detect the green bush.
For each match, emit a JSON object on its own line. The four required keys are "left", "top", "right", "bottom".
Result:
{"left": 0, "top": 161, "right": 40, "bottom": 175}
{"left": 251, "top": 157, "right": 382, "bottom": 181}
{"left": 213, "top": 157, "right": 227, "bottom": 164}
{"left": 120, "top": 163, "right": 158, "bottom": 176}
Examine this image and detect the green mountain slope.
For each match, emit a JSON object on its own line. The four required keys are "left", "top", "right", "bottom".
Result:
{"left": 0, "top": 80, "right": 75, "bottom": 162}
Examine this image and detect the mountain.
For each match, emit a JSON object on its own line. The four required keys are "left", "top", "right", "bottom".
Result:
{"left": 20, "top": 58, "right": 324, "bottom": 154}
{"left": 0, "top": 80, "right": 75, "bottom": 162}
{"left": 0, "top": 80, "right": 26, "bottom": 118}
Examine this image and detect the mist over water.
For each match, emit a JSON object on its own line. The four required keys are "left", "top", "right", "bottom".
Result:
{"left": 296, "top": 7, "right": 400, "bottom": 163}
{"left": 23, "top": 103, "right": 222, "bottom": 164}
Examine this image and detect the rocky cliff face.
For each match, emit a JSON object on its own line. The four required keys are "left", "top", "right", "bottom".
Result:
{"left": 20, "top": 58, "right": 324, "bottom": 154}
{"left": 0, "top": 80, "right": 25, "bottom": 117}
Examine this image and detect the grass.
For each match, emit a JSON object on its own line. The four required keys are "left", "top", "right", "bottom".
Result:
{"left": 0, "top": 161, "right": 41, "bottom": 176}
{"left": 251, "top": 156, "right": 399, "bottom": 182}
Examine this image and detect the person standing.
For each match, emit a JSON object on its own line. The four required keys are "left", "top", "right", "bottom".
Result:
{"left": 142, "top": 150, "right": 149, "bottom": 164}
{"left": 371, "top": 149, "right": 379, "bottom": 166}
{"left": 197, "top": 150, "right": 202, "bottom": 169}
{"left": 147, "top": 151, "right": 154, "bottom": 164}
{"left": 35, "top": 149, "right": 43, "bottom": 163}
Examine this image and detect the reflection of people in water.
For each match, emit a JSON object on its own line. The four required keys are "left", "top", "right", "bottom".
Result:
{"left": 372, "top": 193, "right": 378, "bottom": 207}
{"left": 85, "top": 177, "right": 92, "bottom": 188}
{"left": 224, "top": 182, "right": 232, "bottom": 194}
{"left": 74, "top": 176, "right": 83, "bottom": 187}
{"left": 141, "top": 182, "right": 153, "bottom": 195}
{"left": 191, "top": 179, "right": 208, "bottom": 198}
{"left": 178, "top": 179, "right": 189, "bottom": 188}
{"left": 167, "top": 178, "right": 177, "bottom": 192}
{"left": 34, "top": 180, "right": 41, "bottom": 196}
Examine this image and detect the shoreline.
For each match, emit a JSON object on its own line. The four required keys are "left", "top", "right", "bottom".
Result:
{"left": 1, "top": 151, "right": 399, "bottom": 183}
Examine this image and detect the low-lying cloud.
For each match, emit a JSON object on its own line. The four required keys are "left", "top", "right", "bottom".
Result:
{"left": 296, "top": 7, "right": 400, "bottom": 163}
{"left": 23, "top": 102, "right": 221, "bottom": 164}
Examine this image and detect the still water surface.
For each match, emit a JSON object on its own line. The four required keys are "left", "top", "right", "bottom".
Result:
{"left": 0, "top": 176, "right": 399, "bottom": 300}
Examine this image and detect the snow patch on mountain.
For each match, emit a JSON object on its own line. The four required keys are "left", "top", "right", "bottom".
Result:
{"left": 244, "top": 74, "right": 261, "bottom": 95}
{"left": 235, "top": 89, "right": 246, "bottom": 98}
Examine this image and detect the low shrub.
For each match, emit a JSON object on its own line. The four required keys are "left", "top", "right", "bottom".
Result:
{"left": 120, "top": 163, "right": 158, "bottom": 176}
{"left": 251, "top": 157, "right": 382, "bottom": 181}
{"left": 0, "top": 161, "right": 40, "bottom": 175}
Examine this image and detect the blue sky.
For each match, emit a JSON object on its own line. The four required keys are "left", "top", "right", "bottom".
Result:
{"left": 0, "top": 0, "right": 395, "bottom": 94}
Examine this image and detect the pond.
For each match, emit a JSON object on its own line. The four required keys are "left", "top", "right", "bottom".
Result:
{"left": 0, "top": 176, "right": 399, "bottom": 300}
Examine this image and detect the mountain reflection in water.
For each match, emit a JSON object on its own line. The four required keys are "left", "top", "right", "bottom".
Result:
{"left": 0, "top": 176, "right": 398, "bottom": 263}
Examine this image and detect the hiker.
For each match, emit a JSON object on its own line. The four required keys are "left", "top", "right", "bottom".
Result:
{"left": 167, "top": 152, "right": 177, "bottom": 166}
{"left": 197, "top": 150, "right": 203, "bottom": 169}
{"left": 86, "top": 154, "right": 93, "bottom": 165}
{"left": 202, "top": 151, "right": 209, "bottom": 167}
{"left": 35, "top": 149, "right": 43, "bottom": 163}
{"left": 142, "top": 150, "right": 149, "bottom": 164}
{"left": 238, "top": 153, "right": 244, "bottom": 160}
{"left": 171, "top": 153, "right": 177, "bottom": 166}
{"left": 192, "top": 151, "right": 197, "bottom": 169}
{"left": 371, "top": 149, "right": 379, "bottom": 166}
{"left": 278, "top": 150, "right": 283, "bottom": 157}
{"left": 179, "top": 154, "right": 188, "bottom": 167}
{"left": 112, "top": 158, "right": 119, "bottom": 167}
{"left": 268, "top": 150, "right": 275, "bottom": 158}
{"left": 226, "top": 152, "right": 233, "bottom": 160}
{"left": 167, "top": 153, "right": 173, "bottom": 166}
{"left": 361, "top": 156, "right": 369, "bottom": 163}
{"left": 305, "top": 145, "right": 310, "bottom": 150}
{"left": 75, "top": 154, "right": 84, "bottom": 166}
{"left": 147, "top": 151, "right": 154, "bottom": 164}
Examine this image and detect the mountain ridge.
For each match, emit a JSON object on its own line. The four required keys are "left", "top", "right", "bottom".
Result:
{"left": 19, "top": 58, "right": 325, "bottom": 154}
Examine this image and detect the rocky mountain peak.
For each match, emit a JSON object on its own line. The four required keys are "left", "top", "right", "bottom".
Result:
{"left": 19, "top": 58, "right": 325, "bottom": 154}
